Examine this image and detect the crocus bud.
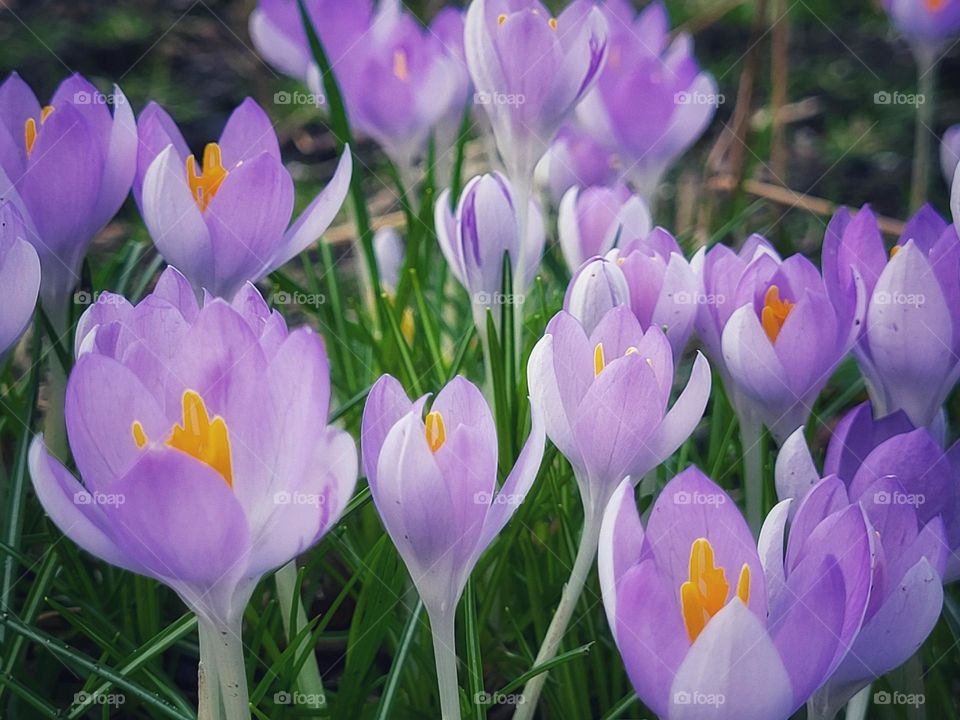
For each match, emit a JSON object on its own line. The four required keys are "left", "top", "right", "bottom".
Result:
{"left": 557, "top": 184, "right": 651, "bottom": 272}
{"left": 465, "top": 0, "right": 608, "bottom": 184}
{"left": 535, "top": 125, "right": 619, "bottom": 205}
{"left": 138, "top": 98, "right": 352, "bottom": 299}
{"left": 563, "top": 256, "right": 629, "bottom": 336}
{"left": 374, "top": 226, "right": 405, "bottom": 295}
{"left": 0, "top": 73, "right": 136, "bottom": 322}
{"left": 0, "top": 203, "right": 41, "bottom": 360}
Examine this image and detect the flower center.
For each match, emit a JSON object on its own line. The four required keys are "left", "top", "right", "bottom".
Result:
{"left": 760, "top": 284, "right": 794, "bottom": 343}
{"left": 186, "top": 143, "right": 230, "bottom": 213}
{"left": 132, "top": 390, "right": 233, "bottom": 487}
{"left": 425, "top": 411, "right": 446, "bottom": 453}
{"left": 24, "top": 105, "right": 55, "bottom": 156}
{"left": 593, "top": 343, "right": 641, "bottom": 376}
{"left": 393, "top": 49, "right": 410, "bottom": 82}
{"left": 680, "top": 538, "right": 750, "bottom": 642}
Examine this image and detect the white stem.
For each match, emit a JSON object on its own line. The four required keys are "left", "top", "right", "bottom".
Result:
{"left": 274, "top": 561, "right": 325, "bottom": 707}
{"left": 514, "top": 505, "right": 604, "bottom": 720}
{"left": 198, "top": 616, "right": 251, "bottom": 720}
{"left": 427, "top": 605, "right": 461, "bottom": 720}
{"left": 42, "top": 299, "right": 70, "bottom": 462}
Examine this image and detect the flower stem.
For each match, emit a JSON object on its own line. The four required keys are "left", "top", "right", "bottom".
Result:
{"left": 197, "top": 616, "right": 251, "bottom": 720}
{"left": 41, "top": 300, "right": 71, "bottom": 462}
{"left": 427, "top": 605, "right": 461, "bottom": 720}
{"left": 274, "top": 561, "right": 325, "bottom": 708}
{"left": 514, "top": 506, "right": 603, "bottom": 720}
{"left": 910, "top": 49, "right": 937, "bottom": 212}
{"left": 739, "top": 412, "right": 765, "bottom": 531}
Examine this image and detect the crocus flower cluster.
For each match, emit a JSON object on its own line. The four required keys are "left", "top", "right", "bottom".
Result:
{"left": 0, "top": 203, "right": 40, "bottom": 360}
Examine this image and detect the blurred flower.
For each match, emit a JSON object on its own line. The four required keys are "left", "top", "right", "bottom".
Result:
{"left": 374, "top": 226, "right": 405, "bottom": 295}
{"left": 775, "top": 405, "right": 955, "bottom": 715}
{"left": 136, "top": 98, "right": 352, "bottom": 299}
{"left": 30, "top": 266, "right": 357, "bottom": 629}
{"left": 557, "top": 184, "right": 651, "bottom": 271}
{"left": 563, "top": 255, "right": 630, "bottom": 337}
{"left": 942, "top": 124, "right": 960, "bottom": 187}
{"left": 535, "top": 124, "right": 620, "bottom": 205}
{"left": 528, "top": 306, "right": 710, "bottom": 521}
{"left": 0, "top": 203, "right": 40, "bottom": 360}
{"left": 823, "top": 204, "right": 960, "bottom": 427}
{"left": 882, "top": 0, "right": 960, "bottom": 46}
{"left": 576, "top": 2, "right": 717, "bottom": 199}
{"left": 694, "top": 235, "right": 862, "bottom": 441}
{"left": 599, "top": 467, "right": 873, "bottom": 720}
{"left": 465, "top": 0, "right": 608, "bottom": 186}
{"left": 0, "top": 73, "right": 135, "bottom": 321}
{"left": 610, "top": 227, "right": 698, "bottom": 360}
{"left": 435, "top": 172, "right": 545, "bottom": 333}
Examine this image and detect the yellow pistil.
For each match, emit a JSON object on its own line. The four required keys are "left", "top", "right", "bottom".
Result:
{"left": 425, "top": 411, "right": 446, "bottom": 453}
{"left": 680, "top": 538, "right": 750, "bottom": 642}
{"left": 24, "top": 105, "right": 55, "bottom": 156}
{"left": 760, "top": 285, "right": 794, "bottom": 344}
{"left": 497, "top": 13, "right": 508, "bottom": 25}
{"left": 890, "top": 245, "right": 901, "bottom": 258}
{"left": 594, "top": 343, "right": 606, "bottom": 376}
{"left": 131, "top": 390, "right": 234, "bottom": 488}
{"left": 393, "top": 49, "right": 409, "bottom": 82}
{"left": 186, "top": 143, "right": 229, "bottom": 213}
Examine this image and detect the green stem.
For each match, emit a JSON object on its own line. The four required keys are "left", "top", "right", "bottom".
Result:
{"left": 197, "top": 615, "right": 250, "bottom": 720}
{"left": 42, "top": 300, "right": 70, "bottom": 462}
{"left": 910, "top": 50, "right": 937, "bottom": 212}
{"left": 427, "top": 605, "right": 461, "bottom": 720}
{"left": 274, "top": 561, "right": 325, "bottom": 708}
{"left": 739, "top": 412, "right": 765, "bottom": 532}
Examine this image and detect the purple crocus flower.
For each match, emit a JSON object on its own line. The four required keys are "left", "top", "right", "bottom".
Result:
{"left": 535, "top": 124, "right": 620, "bottom": 205}
{"left": 823, "top": 204, "right": 960, "bottom": 427}
{"left": 136, "top": 98, "right": 352, "bottom": 299}
{"left": 563, "top": 255, "right": 630, "bottom": 337}
{"left": 435, "top": 172, "right": 544, "bottom": 333}
{"left": 941, "top": 124, "right": 960, "bottom": 186}
{"left": 0, "top": 73, "right": 135, "bottom": 321}
{"left": 361, "top": 373, "right": 545, "bottom": 719}
{"left": 775, "top": 404, "right": 954, "bottom": 717}
{"left": 30, "top": 267, "right": 356, "bottom": 716}
{"left": 0, "top": 203, "right": 40, "bottom": 360}
{"left": 883, "top": 0, "right": 960, "bottom": 45}
{"left": 694, "top": 234, "right": 863, "bottom": 442}
{"left": 465, "top": 0, "right": 608, "bottom": 188}
{"left": 576, "top": 2, "right": 717, "bottom": 199}
{"left": 557, "top": 184, "right": 651, "bottom": 272}
{"left": 599, "top": 467, "right": 873, "bottom": 720}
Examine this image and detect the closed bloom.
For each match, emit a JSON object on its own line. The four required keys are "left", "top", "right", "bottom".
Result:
{"left": 557, "top": 184, "right": 651, "bottom": 272}
{"left": 535, "top": 124, "right": 620, "bottom": 205}
{"left": 374, "top": 226, "right": 405, "bottom": 295}
{"left": 599, "top": 467, "right": 873, "bottom": 720}
{"left": 30, "top": 267, "right": 357, "bottom": 628}
{"left": 694, "top": 235, "right": 862, "bottom": 441}
{"left": 775, "top": 405, "right": 954, "bottom": 717}
{"left": 465, "top": 0, "right": 608, "bottom": 185}
{"left": 563, "top": 256, "right": 629, "bottom": 337}
{"left": 0, "top": 203, "right": 41, "bottom": 360}
{"left": 823, "top": 204, "right": 960, "bottom": 427}
{"left": 941, "top": 124, "right": 960, "bottom": 186}
{"left": 576, "top": 1, "right": 717, "bottom": 199}
{"left": 0, "top": 73, "right": 135, "bottom": 318}
{"left": 136, "top": 98, "right": 351, "bottom": 299}
{"left": 436, "top": 172, "right": 544, "bottom": 330}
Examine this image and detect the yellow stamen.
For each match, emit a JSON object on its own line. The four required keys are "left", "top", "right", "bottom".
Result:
{"left": 24, "top": 105, "right": 55, "bottom": 156}
{"left": 594, "top": 343, "right": 606, "bottom": 376}
{"left": 393, "top": 49, "right": 409, "bottom": 82}
{"left": 400, "top": 307, "right": 415, "bottom": 345}
{"left": 890, "top": 245, "right": 901, "bottom": 258}
{"left": 680, "top": 538, "right": 747, "bottom": 642}
{"left": 132, "top": 421, "right": 147, "bottom": 449}
{"left": 548, "top": 17, "right": 558, "bottom": 30}
{"left": 760, "top": 285, "right": 794, "bottom": 344}
{"left": 186, "top": 143, "right": 229, "bottom": 213}
{"left": 497, "top": 13, "right": 508, "bottom": 25}
{"left": 425, "top": 411, "right": 446, "bottom": 452}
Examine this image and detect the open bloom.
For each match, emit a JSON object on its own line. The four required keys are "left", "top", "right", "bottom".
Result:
{"left": 694, "top": 235, "right": 862, "bottom": 441}
{"left": 436, "top": 172, "right": 544, "bottom": 332}
{"left": 465, "top": 0, "right": 607, "bottom": 185}
{"left": 0, "top": 73, "right": 135, "bottom": 317}
{"left": 0, "top": 203, "right": 40, "bottom": 360}
{"left": 775, "top": 404, "right": 954, "bottom": 716}
{"left": 823, "top": 204, "right": 960, "bottom": 427}
{"left": 599, "top": 467, "right": 873, "bottom": 720}
{"left": 576, "top": 1, "right": 717, "bottom": 198}
{"left": 528, "top": 306, "right": 710, "bottom": 520}
{"left": 557, "top": 184, "right": 651, "bottom": 272}
{"left": 361, "top": 374, "right": 545, "bottom": 611}
{"left": 30, "top": 267, "right": 357, "bottom": 627}
{"left": 136, "top": 98, "right": 352, "bottom": 299}
{"left": 536, "top": 124, "right": 620, "bottom": 205}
